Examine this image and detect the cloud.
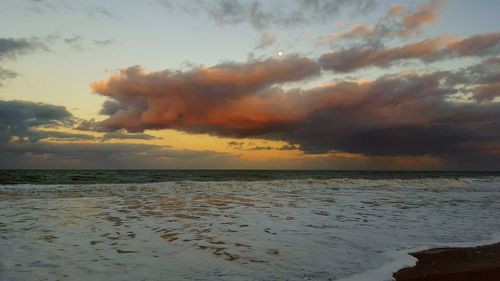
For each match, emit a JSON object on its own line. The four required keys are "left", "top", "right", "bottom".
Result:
{"left": 26, "top": 0, "right": 118, "bottom": 19}
{"left": 0, "top": 37, "right": 50, "bottom": 85}
{"left": 90, "top": 57, "right": 500, "bottom": 169}
{"left": 0, "top": 99, "right": 239, "bottom": 169}
{"left": 318, "top": 0, "right": 447, "bottom": 43}
{"left": 89, "top": 55, "right": 320, "bottom": 134}
{"left": 0, "top": 37, "right": 47, "bottom": 60}
{"left": 23, "top": 131, "right": 98, "bottom": 143}
{"left": 0, "top": 100, "right": 77, "bottom": 143}
{"left": 86, "top": 6, "right": 119, "bottom": 20}
{"left": 0, "top": 34, "right": 112, "bottom": 63}
{"left": 160, "top": 0, "right": 376, "bottom": 30}
{"left": 227, "top": 141, "right": 245, "bottom": 149}
{"left": 318, "top": 23, "right": 374, "bottom": 43}
{"left": 0, "top": 100, "right": 168, "bottom": 145}
{"left": 0, "top": 100, "right": 73, "bottom": 130}
{"left": 402, "top": 0, "right": 443, "bottom": 30}
{"left": 64, "top": 35, "right": 84, "bottom": 51}
{"left": 473, "top": 82, "right": 500, "bottom": 103}
{"left": 25, "top": 0, "right": 63, "bottom": 15}
{"left": 93, "top": 39, "right": 115, "bottom": 47}
{"left": 255, "top": 32, "right": 276, "bottom": 49}
{"left": 0, "top": 68, "right": 19, "bottom": 87}
{"left": 278, "top": 144, "right": 299, "bottom": 150}
{"left": 100, "top": 130, "right": 159, "bottom": 142}
{"left": 319, "top": 33, "right": 500, "bottom": 72}
{"left": 0, "top": 141, "right": 235, "bottom": 169}
{"left": 445, "top": 57, "right": 500, "bottom": 102}
{"left": 244, "top": 144, "right": 299, "bottom": 151}
{"left": 227, "top": 141, "right": 299, "bottom": 151}
{"left": 63, "top": 36, "right": 115, "bottom": 51}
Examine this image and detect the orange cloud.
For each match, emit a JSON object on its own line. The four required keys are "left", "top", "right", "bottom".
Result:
{"left": 88, "top": 60, "right": 500, "bottom": 170}
{"left": 90, "top": 55, "right": 320, "bottom": 133}
{"left": 320, "top": 32, "right": 500, "bottom": 72}
{"left": 403, "top": 0, "right": 442, "bottom": 29}
{"left": 317, "top": 0, "right": 447, "bottom": 43}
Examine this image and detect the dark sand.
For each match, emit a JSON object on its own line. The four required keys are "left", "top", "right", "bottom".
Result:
{"left": 393, "top": 243, "right": 500, "bottom": 281}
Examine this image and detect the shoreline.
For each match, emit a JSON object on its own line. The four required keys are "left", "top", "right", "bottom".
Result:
{"left": 393, "top": 242, "right": 500, "bottom": 281}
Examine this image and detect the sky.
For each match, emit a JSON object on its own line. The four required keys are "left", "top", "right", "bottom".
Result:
{"left": 0, "top": 0, "right": 499, "bottom": 170}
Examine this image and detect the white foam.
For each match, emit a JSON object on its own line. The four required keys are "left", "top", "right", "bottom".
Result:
{"left": 1, "top": 177, "right": 499, "bottom": 199}
{"left": 1, "top": 176, "right": 499, "bottom": 280}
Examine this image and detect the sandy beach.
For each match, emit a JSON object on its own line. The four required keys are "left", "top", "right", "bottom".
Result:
{"left": 394, "top": 243, "right": 500, "bottom": 281}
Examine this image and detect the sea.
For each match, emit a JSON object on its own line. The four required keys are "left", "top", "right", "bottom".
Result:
{"left": 1, "top": 170, "right": 500, "bottom": 281}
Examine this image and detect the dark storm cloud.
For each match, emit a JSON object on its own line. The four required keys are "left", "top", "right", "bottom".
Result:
{"left": 319, "top": 33, "right": 500, "bottom": 72}
{"left": 160, "top": 0, "right": 376, "bottom": 30}
{"left": 267, "top": 73, "right": 500, "bottom": 164}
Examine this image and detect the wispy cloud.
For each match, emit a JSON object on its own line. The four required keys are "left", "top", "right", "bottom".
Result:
{"left": 0, "top": 37, "right": 48, "bottom": 60}
{"left": 318, "top": 0, "right": 448, "bottom": 44}
{"left": 26, "top": 0, "right": 119, "bottom": 20}
{"left": 0, "top": 68, "right": 19, "bottom": 87}
{"left": 100, "top": 130, "right": 159, "bottom": 142}
{"left": 320, "top": 33, "right": 500, "bottom": 72}
{"left": 0, "top": 141, "right": 235, "bottom": 169}
{"left": 63, "top": 36, "right": 116, "bottom": 51}
{"left": 255, "top": 32, "right": 276, "bottom": 49}
{"left": 160, "top": 0, "right": 376, "bottom": 31}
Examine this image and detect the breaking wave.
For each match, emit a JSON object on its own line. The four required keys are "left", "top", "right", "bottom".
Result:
{"left": 1, "top": 177, "right": 499, "bottom": 199}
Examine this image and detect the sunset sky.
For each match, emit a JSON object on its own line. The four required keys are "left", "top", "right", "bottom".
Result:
{"left": 1, "top": 0, "right": 499, "bottom": 169}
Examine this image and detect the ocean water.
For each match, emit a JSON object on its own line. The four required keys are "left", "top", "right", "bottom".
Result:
{"left": 1, "top": 170, "right": 500, "bottom": 281}
{"left": 2, "top": 170, "right": 498, "bottom": 184}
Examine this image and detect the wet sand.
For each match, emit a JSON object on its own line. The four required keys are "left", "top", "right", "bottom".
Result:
{"left": 393, "top": 243, "right": 500, "bottom": 281}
